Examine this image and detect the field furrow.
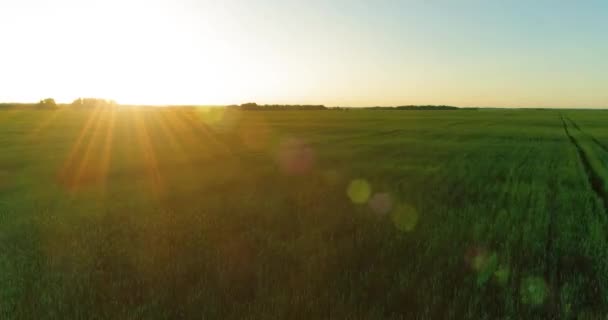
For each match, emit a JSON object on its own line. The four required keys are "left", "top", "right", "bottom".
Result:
{"left": 561, "top": 116, "right": 608, "bottom": 212}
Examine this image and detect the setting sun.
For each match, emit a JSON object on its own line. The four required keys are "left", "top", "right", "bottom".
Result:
{"left": 1, "top": 0, "right": 290, "bottom": 105}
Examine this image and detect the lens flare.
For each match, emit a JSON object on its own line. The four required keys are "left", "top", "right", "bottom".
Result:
{"left": 347, "top": 179, "right": 371, "bottom": 204}
{"left": 369, "top": 192, "right": 392, "bottom": 214}
{"left": 198, "top": 108, "right": 225, "bottom": 126}
{"left": 521, "top": 276, "right": 548, "bottom": 306}
{"left": 475, "top": 252, "right": 498, "bottom": 286}
{"left": 198, "top": 107, "right": 240, "bottom": 133}
{"left": 465, "top": 246, "right": 487, "bottom": 271}
{"left": 277, "top": 138, "right": 315, "bottom": 175}
{"left": 390, "top": 204, "right": 418, "bottom": 232}
{"left": 494, "top": 265, "right": 510, "bottom": 286}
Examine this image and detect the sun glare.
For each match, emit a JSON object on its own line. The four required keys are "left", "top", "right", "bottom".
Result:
{"left": 1, "top": 0, "right": 287, "bottom": 105}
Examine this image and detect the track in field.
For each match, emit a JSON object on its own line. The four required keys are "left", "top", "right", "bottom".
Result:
{"left": 561, "top": 115, "right": 608, "bottom": 212}
{"left": 546, "top": 115, "right": 608, "bottom": 317}
{"left": 566, "top": 116, "right": 608, "bottom": 155}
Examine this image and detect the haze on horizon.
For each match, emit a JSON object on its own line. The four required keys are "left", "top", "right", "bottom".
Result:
{"left": 1, "top": 0, "right": 607, "bottom": 108}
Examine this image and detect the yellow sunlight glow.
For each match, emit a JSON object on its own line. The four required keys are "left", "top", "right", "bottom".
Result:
{"left": 3, "top": 0, "right": 284, "bottom": 105}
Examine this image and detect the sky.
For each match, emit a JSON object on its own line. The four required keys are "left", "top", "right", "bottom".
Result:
{"left": 1, "top": 0, "right": 607, "bottom": 107}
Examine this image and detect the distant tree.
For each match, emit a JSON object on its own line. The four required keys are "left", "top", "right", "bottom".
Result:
{"left": 38, "top": 98, "right": 57, "bottom": 108}
{"left": 395, "top": 105, "right": 459, "bottom": 110}
{"left": 237, "top": 103, "right": 327, "bottom": 111}
{"left": 71, "top": 98, "right": 117, "bottom": 108}
{"left": 240, "top": 102, "right": 259, "bottom": 110}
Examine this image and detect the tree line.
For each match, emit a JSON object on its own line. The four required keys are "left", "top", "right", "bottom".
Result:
{"left": 0, "top": 98, "right": 118, "bottom": 109}
{"left": 363, "top": 105, "right": 464, "bottom": 110}
{"left": 229, "top": 103, "right": 327, "bottom": 111}
{"left": 0, "top": 100, "right": 477, "bottom": 111}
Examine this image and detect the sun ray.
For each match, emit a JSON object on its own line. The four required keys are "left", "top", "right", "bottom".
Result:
{"left": 72, "top": 107, "right": 107, "bottom": 190}
{"left": 150, "top": 108, "right": 188, "bottom": 163}
{"left": 181, "top": 109, "right": 233, "bottom": 155}
{"left": 167, "top": 108, "right": 231, "bottom": 156}
{"left": 132, "top": 108, "right": 164, "bottom": 196}
{"left": 160, "top": 108, "right": 209, "bottom": 156}
{"left": 98, "top": 107, "right": 117, "bottom": 194}
{"left": 56, "top": 106, "right": 104, "bottom": 190}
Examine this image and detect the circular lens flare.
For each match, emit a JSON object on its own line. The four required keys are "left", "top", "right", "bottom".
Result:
{"left": 391, "top": 204, "right": 418, "bottom": 232}
{"left": 276, "top": 138, "right": 315, "bottom": 175}
{"left": 521, "top": 276, "right": 548, "bottom": 306}
{"left": 369, "top": 192, "right": 392, "bottom": 214}
{"left": 347, "top": 179, "right": 371, "bottom": 204}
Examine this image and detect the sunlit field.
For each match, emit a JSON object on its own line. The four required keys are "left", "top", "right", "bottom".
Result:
{"left": 3, "top": 107, "right": 608, "bottom": 318}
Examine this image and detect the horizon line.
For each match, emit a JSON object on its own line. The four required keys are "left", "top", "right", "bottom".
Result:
{"left": 1, "top": 101, "right": 608, "bottom": 110}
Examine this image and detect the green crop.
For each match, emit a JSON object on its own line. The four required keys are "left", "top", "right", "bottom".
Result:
{"left": 2, "top": 107, "right": 608, "bottom": 318}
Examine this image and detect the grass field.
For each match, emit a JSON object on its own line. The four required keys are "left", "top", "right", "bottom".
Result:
{"left": 2, "top": 107, "right": 608, "bottom": 319}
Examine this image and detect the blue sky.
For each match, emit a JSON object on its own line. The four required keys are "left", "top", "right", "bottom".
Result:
{"left": 1, "top": 0, "right": 607, "bottom": 107}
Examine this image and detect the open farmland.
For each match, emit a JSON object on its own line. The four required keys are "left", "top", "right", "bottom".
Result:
{"left": 2, "top": 107, "right": 608, "bottom": 318}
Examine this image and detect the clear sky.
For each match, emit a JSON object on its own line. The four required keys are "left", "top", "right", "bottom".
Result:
{"left": 1, "top": 0, "right": 607, "bottom": 107}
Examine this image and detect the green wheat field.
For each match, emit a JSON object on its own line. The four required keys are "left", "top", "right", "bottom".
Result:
{"left": 3, "top": 107, "right": 608, "bottom": 319}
